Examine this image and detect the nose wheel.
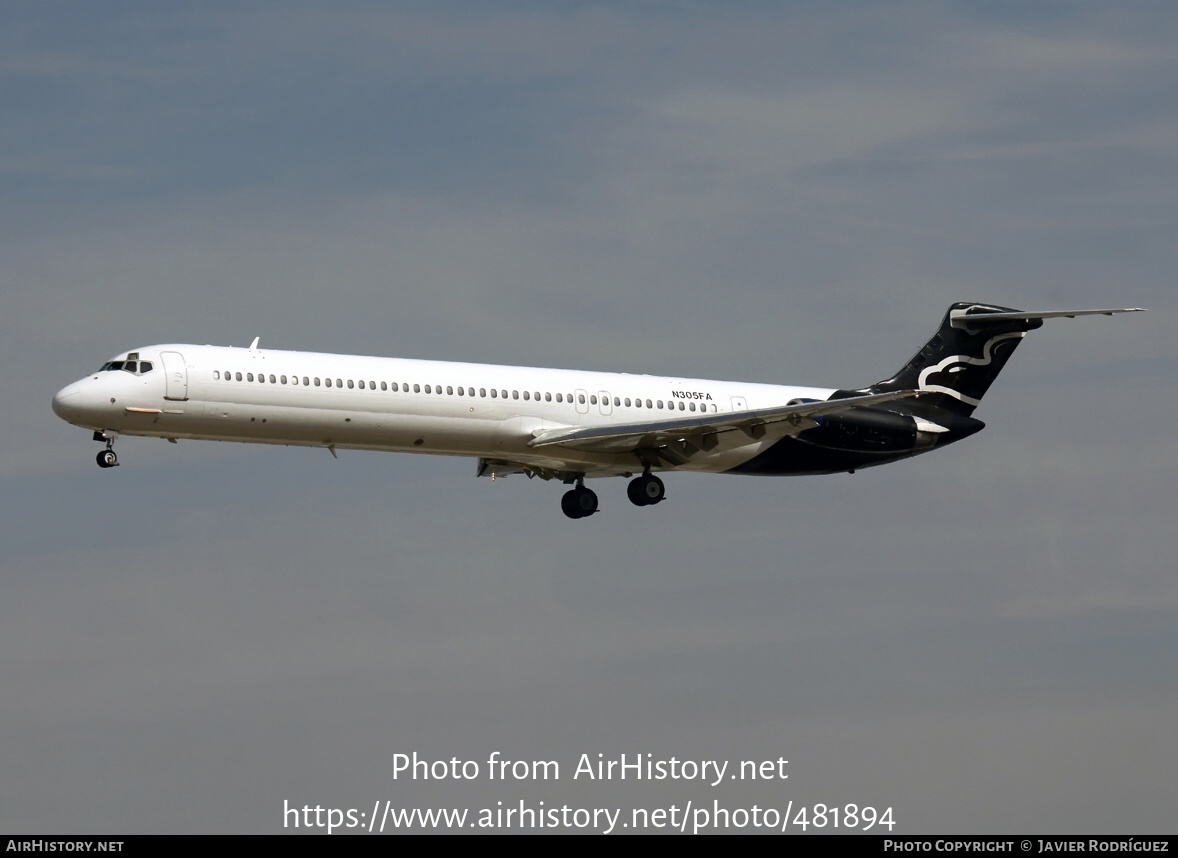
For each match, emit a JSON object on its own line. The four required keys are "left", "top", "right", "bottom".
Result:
{"left": 95, "top": 433, "right": 119, "bottom": 469}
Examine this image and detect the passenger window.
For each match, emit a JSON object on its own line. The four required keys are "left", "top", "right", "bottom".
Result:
{"left": 578, "top": 394, "right": 586, "bottom": 405}
{"left": 480, "top": 388, "right": 486, "bottom": 397}
{"left": 614, "top": 397, "right": 620, "bottom": 406}
{"left": 556, "top": 393, "right": 563, "bottom": 403}
{"left": 447, "top": 386, "right": 454, "bottom": 395}
{"left": 348, "top": 380, "right": 355, "bottom": 389}
{"left": 625, "top": 398, "right": 631, "bottom": 407}
{"left": 314, "top": 378, "right": 321, "bottom": 387}
{"left": 325, "top": 378, "right": 332, "bottom": 387}
{"left": 646, "top": 399, "right": 652, "bottom": 408}
{"left": 545, "top": 393, "right": 551, "bottom": 402}
{"left": 414, "top": 384, "right": 421, "bottom": 393}
{"left": 247, "top": 373, "right": 254, "bottom": 382}
{"left": 269, "top": 374, "right": 276, "bottom": 383}
{"left": 424, "top": 384, "right": 431, "bottom": 394}
{"left": 523, "top": 391, "right": 530, "bottom": 400}
{"left": 357, "top": 380, "right": 364, "bottom": 389}
{"left": 213, "top": 371, "right": 220, "bottom": 380}
{"left": 235, "top": 372, "right": 243, "bottom": 381}
{"left": 490, "top": 389, "right": 498, "bottom": 398}
{"left": 512, "top": 390, "right": 519, "bottom": 400}
{"left": 336, "top": 379, "right": 343, "bottom": 388}
{"left": 302, "top": 377, "right": 309, "bottom": 386}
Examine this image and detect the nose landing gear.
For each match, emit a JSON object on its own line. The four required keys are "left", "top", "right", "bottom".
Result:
{"left": 94, "top": 433, "right": 119, "bottom": 469}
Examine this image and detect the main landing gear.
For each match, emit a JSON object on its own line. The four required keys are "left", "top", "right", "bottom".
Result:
{"left": 627, "top": 472, "right": 665, "bottom": 507}
{"left": 561, "top": 479, "right": 598, "bottom": 520}
{"left": 561, "top": 472, "right": 666, "bottom": 518}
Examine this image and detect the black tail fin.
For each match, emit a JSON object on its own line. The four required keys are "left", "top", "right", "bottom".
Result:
{"left": 866, "top": 302, "right": 1043, "bottom": 417}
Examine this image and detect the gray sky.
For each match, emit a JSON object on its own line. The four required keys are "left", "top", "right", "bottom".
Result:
{"left": 2, "top": 1, "right": 1175, "bottom": 834}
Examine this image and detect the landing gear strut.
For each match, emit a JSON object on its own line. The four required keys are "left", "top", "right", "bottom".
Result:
{"left": 95, "top": 434, "right": 119, "bottom": 469}
{"left": 560, "top": 476, "right": 598, "bottom": 519}
{"left": 627, "top": 472, "right": 665, "bottom": 506}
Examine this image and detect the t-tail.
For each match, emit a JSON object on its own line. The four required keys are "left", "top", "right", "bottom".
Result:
{"left": 860, "top": 302, "right": 1145, "bottom": 419}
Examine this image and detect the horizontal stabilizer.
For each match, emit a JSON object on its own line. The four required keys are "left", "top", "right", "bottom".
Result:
{"left": 950, "top": 307, "right": 1145, "bottom": 329}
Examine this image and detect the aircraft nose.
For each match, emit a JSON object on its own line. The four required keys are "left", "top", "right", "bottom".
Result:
{"left": 52, "top": 384, "right": 81, "bottom": 420}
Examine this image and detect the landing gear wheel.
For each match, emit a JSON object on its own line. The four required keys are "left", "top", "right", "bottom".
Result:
{"left": 96, "top": 449, "right": 118, "bottom": 469}
{"left": 627, "top": 474, "right": 665, "bottom": 506}
{"left": 561, "top": 487, "right": 598, "bottom": 519}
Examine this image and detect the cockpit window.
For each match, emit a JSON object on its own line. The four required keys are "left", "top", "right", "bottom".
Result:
{"left": 99, "top": 359, "right": 154, "bottom": 375}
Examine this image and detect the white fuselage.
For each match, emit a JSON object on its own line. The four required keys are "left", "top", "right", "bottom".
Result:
{"left": 52, "top": 343, "right": 835, "bottom": 477}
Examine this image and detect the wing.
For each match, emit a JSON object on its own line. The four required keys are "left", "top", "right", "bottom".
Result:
{"left": 527, "top": 389, "right": 924, "bottom": 454}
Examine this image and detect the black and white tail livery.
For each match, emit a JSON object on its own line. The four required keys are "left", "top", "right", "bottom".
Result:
{"left": 53, "top": 302, "right": 1143, "bottom": 518}
{"left": 865, "top": 302, "right": 1114, "bottom": 417}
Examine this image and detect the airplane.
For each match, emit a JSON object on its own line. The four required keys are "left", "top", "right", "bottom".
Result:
{"left": 52, "top": 302, "right": 1142, "bottom": 518}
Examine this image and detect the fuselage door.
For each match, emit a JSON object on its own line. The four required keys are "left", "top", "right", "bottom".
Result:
{"left": 574, "top": 388, "right": 589, "bottom": 415}
{"left": 160, "top": 351, "right": 189, "bottom": 401}
{"left": 598, "top": 391, "right": 613, "bottom": 416}
{"left": 730, "top": 395, "right": 747, "bottom": 412}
